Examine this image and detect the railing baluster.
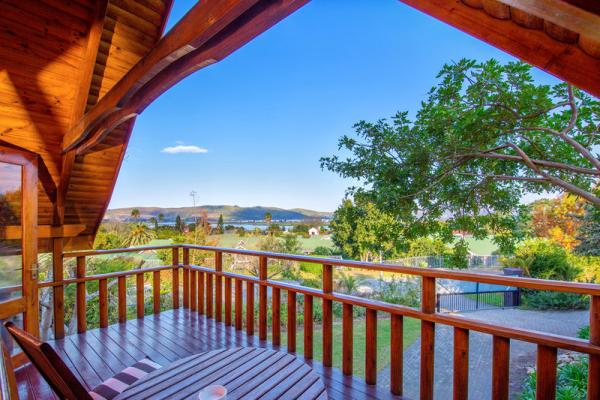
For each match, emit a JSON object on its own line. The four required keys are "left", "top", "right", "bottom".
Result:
{"left": 198, "top": 271, "right": 205, "bottom": 314}
{"left": 76, "top": 256, "right": 86, "bottom": 333}
{"left": 99, "top": 278, "right": 108, "bottom": 328}
{"left": 215, "top": 251, "right": 223, "bottom": 322}
{"left": 235, "top": 279, "right": 243, "bottom": 330}
{"left": 246, "top": 281, "right": 254, "bottom": 335}
{"left": 259, "top": 256, "right": 267, "bottom": 340}
{"left": 287, "top": 291, "right": 296, "bottom": 353}
{"left": 118, "top": 276, "right": 126, "bottom": 323}
{"left": 189, "top": 269, "right": 197, "bottom": 311}
{"left": 52, "top": 238, "right": 65, "bottom": 339}
{"left": 183, "top": 247, "right": 190, "bottom": 309}
{"left": 588, "top": 295, "right": 599, "bottom": 400}
{"left": 492, "top": 336, "right": 510, "bottom": 400}
{"left": 536, "top": 345, "right": 556, "bottom": 400}
{"left": 272, "top": 287, "right": 281, "bottom": 346}
{"left": 153, "top": 270, "right": 161, "bottom": 314}
{"left": 453, "top": 327, "right": 469, "bottom": 400}
{"left": 206, "top": 273, "right": 213, "bottom": 318}
{"left": 322, "top": 264, "right": 333, "bottom": 367}
{"left": 304, "top": 294, "right": 313, "bottom": 359}
{"left": 172, "top": 247, "right": 179, "bottom": 308}
{"left": 224, "top": 277, "right": 232, "bottom": 326}
{"left": 342, "top": 303, "right": 352, "bottom": 375}
{"left": 390, "top": 314, "right": 403, "bottom": 395}
{"left": 420, "top": 276, "right": 436, "bottom": 400}
{"left": 136, "top": 272, "right": 144, "bottom": 318}
{"left": 365, "top": 308, "right": 377, "bottom": 385}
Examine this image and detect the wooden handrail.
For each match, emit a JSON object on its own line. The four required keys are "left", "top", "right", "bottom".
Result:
{"left": 43, "top": 243, "right": 600, "bottom": 397}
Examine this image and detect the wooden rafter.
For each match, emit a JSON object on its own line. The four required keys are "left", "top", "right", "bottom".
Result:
{"left": 63, "top": 0, "right": 310, "bottom": 154}
{"left": 398, "top": 0, "right": 600, "bottom": 98}
{"left": 0, "top": 225, "right": 86, "bottom": 240}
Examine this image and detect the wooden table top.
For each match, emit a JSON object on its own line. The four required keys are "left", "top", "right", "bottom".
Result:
{"left": 115, "top": 347, "right": 328, "bottom": 400}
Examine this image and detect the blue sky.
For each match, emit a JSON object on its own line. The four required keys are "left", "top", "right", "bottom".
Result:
{"left": 109, "top": 0, "right": 559, "bottom": 212}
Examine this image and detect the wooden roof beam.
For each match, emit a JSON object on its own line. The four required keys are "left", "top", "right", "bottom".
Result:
{"left": 62, "top": 0, "right": 263, "bottom": 153}
{"left": 398, "top": 0, "right": 600, "bottom": 98}
{"left": 0, "top": 225, "right": 86, "bottom": 240}
{"left": 75, "top": 0, "right": 309, "bottom": 155}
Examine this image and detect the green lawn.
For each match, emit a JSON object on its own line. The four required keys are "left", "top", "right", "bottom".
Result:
{"left": 458, "top": 237, "right": 499, "bottom": 255}
{"left": 270, "top": 317, "right": 421, "bottom": 378}
{"left": 465, "top": 292, "right": 504, "bottom": 307}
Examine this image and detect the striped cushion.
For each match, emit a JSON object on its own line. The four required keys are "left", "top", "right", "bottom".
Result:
{"left": 89, "top": 358, "right": 161, "bottom": 400}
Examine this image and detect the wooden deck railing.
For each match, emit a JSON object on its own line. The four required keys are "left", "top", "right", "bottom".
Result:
{"left": 37, "top": 244, "right": 600, "bottom": 400}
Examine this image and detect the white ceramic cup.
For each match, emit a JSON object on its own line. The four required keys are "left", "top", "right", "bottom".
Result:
{"left": 198, "top": 385, "right": 227, "bottom": 400}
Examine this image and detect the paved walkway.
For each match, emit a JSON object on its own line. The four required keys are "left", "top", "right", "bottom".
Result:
{"left": 377, "top": 309, "right": 589, "bottom": 399}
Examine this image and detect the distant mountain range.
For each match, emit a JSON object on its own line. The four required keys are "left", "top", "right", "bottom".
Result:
{"left": 104, "top": 205, "right": 332, "bottom": 222}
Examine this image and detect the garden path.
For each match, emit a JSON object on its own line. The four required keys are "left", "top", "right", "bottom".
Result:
{"left": 377, "top": 308, "right": 589, "bottom": 399}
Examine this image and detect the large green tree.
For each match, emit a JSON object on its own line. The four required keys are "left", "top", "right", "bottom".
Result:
{"left": 322, "top": 59, "right": 600, "bottom": 249}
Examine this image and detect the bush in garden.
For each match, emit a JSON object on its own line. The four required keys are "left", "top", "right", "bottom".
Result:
{"left": 373, "top": 277, "right": 420, "bottom": 307}
{"left": 508, "top": 239, "right": 581, "bottom": 281}
{"left": 521, "top": 290, "right": 588, "bottom": 310}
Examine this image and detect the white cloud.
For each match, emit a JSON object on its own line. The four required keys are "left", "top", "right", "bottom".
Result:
{"left": 161, "top": 145, "right": 208, "bottom": 154}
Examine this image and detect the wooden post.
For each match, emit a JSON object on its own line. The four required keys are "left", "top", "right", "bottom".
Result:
{"left": 342, "top": 303, "right": 353, "bottom": 375}
{"left": 76, "top": 256, "right": 86, "bottom": 333}
{"left": 215, "top": 251, "right": 223, "bottom": 322}
{"left": 287, "top": 291, "right": 296, "bottom": 353}
{"left": 52, "top": 238, "right": 65, "bottom": 339}
{"left": 224, "top": 277, "right": 232, "bottom": 326}
{"left": 172, "top": 247, "right": 179, "bottom": 308}
{"left": 153, "top": 270, "right": 161, "bottom": 314}
{"left": 136, "top": 272, "right": 144, "bottom": 318}
{"left": 453, "top": 328, "right": 469, "bottom": 400}
{"left": 189, "top": 269, "right": 197, "bottom": 311}
{"left": 365, "top": 308, "right": 377, "bottom": 385}
{"left": 390, "top": 314, "right": 403, "bottom": 395}
{"left": 118, "top": 276, "right": 126, "bottom": 323}
{"left": 536, "top": 345, "right": 557, "bottom": 400}
{"left": 420, "top": 276, "right": 436, "bottom": 400}
{"left": 183, "top": 247, "right": 189, "bottom": 309}
{"left": 198, "top": 271, "right": 205, "bottom": 314}
{"left": 492, "top": 336, "right": 510, "bottom": 400}
{"left": 206, "top": 273, "right": 213, "bottom": 318}
{"left": 258, "top": 256, "right": 267, "bottom": 340}
{"left": 272, "top": 288, "right": 281, "bottom": 346}
{"left": 588, "top": 296, "right": 599, "bottom": 400}
{"left": 99, "top": 278, "right": 108, "bottom": 328}
{"left": 246, "top": 281, "right": 254, "bottom": 335}
{"left": 322, "top": 264, "right": 333, "bottom": 367}
{"left": 235, "top": 279, "right": 243, "bottom": 330}
{"left": 304, "top": 295, "right": 313, "bottom": 359}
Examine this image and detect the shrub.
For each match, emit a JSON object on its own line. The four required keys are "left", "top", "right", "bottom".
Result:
{"left": 374, "top": 277, "right": 420, "bottom": 307}
{"left": 519, "top": 356, "right": 588, "bottom": 400}
{"left": 312, "top": 246, "right": 333, "bottom": 256}
{"left": 506, "top": 239, "right": 581, "bottom": 281}
{"left": 577, "top": 326, "right": 590, "bottom": 340}
{"left": 521, "top": 290, "right": 588, "bottom": 311}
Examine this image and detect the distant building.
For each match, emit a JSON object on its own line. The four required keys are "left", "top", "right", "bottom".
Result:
{"left": 308, "top": 227, "right": 320, "bottom": 236}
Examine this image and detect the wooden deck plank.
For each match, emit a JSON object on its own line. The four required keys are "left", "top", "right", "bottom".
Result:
{"left": 15, "top": 309, "right": 402, "bottom": 400}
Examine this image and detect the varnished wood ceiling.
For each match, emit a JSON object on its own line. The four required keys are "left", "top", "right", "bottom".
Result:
{"left": 0, "top": 0, "right": 598, "bottom": 251}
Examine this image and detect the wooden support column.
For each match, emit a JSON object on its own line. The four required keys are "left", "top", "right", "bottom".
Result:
{"left": 420, "top": 276, "right": 436, "bottom": 400}
{"left": 198, "top": 271, "right": 205, "bottom": 314}
{"left": 189, "top": 269, "right": 197, "bottom": 311}
{"left": 287, "top": 291, "right": 296, "bottom": 353}
{"left": 153, "top": 270, "right": 161, "bottom": 314}
{"left": 536, "top": 345, "right": 557, "bottom": 400}
{"left": 215, "top": 251, "right": 223, "bottom": 322}
{"left": 588, "top": 296, "right": 600, "bottom": 400}
{"left": 246, "top": 282, "right": 254, "bottom": 335}
{"left": 224, "top": 277, "right": 232, "bottom": 325}
{"left": 99, "top": 279, "right": 108, "bottom": 328}
{"left": 322, "top": 264, "right": 333, "bottom": 367}
{"left": 258, "top": 256, "right": 267, "bottom": 340}
{"left": 172, "top": 247, "right": 179, "bottom": 308}
{"left": 76, "top": 256, "right": 86, "bottom": 333}
{"left": 235, "top": 279, "right": 243, "bottom": 330}
{"left": 52, "top": 238, "right": 65, "bottom": 339}
{"left": 492, "top": 336, "right": 510, "bottom": 400}
{"left": 206, "top": 273, "right": 213, "bottom": 318}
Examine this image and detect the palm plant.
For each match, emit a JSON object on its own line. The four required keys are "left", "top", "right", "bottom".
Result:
{"left": 130, "top": 208, "right": 140, "bottom": 221}
{"left": 124, "top": 223, "right": 154, "bottom": 247}
{"left": 335, "top": 271, "right": 363, "bottom": 294}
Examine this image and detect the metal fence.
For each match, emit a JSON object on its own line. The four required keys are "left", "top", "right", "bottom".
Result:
{"left": 386, "top": 254, "right": 503, "bottom": 269}
{"left": 436, "top": 288, "right": 521, "bottom": 312}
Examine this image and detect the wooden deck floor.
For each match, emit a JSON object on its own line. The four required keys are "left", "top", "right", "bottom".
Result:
{"left": 15, "top": 309, "right": 403, "bottom": 399}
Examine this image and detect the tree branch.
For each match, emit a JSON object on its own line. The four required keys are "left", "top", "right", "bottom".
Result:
{"left": 462, "top": 152, "right": 600, "bottom": 176}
